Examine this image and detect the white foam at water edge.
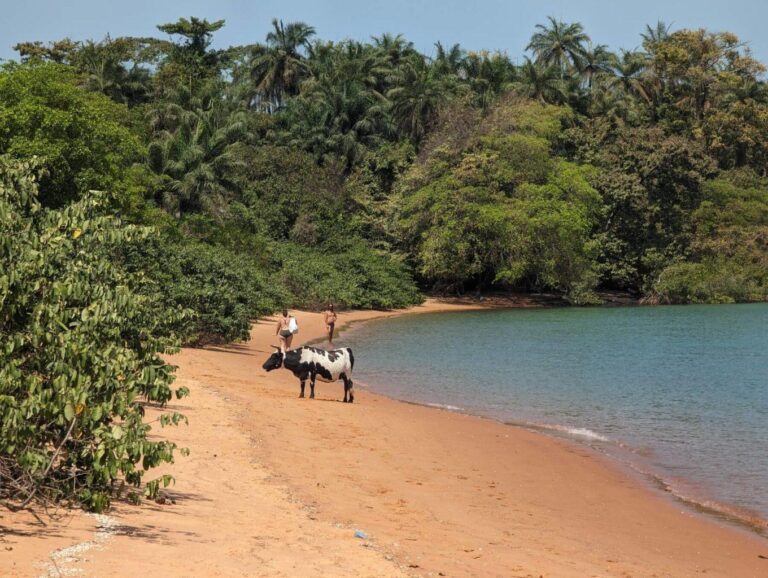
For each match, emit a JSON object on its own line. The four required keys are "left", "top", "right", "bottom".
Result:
{"left": 424, "top": 402, "right": 463, "bottom": 411}
{"left": 539, "top": 423, "right": 610, "bottom": 442}
{"left": 561, "top": 426, "right": 609, "bottom": 442}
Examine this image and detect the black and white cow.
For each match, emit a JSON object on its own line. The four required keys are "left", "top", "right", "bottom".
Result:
{"left": 262, "top": 346, "right": 355, "bottom": 403}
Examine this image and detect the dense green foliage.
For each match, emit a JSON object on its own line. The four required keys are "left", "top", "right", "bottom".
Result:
{"left": 397, "top": 100, "right": 602, "bottom": 302}
{"left": 650, "top": 174, "right": 768, "bottom": 303}
{"left": 3, "top": 14, "right": 768, "bottom": 510}
{"left": 0, "top": 63, "right": 142, "bottom": 207}
{"left": 121, "top": 238, "right": 284, "bottom": 345}
{"left": 0, "top": 158, "right": 187, "bottom": 511}
{"left": 10, "top": 17, "right": 768, "bottom": 308}
{"left": 274, "top": 241, "right": 421, "bottom": 310}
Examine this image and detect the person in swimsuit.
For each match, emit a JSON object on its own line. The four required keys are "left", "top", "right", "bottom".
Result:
{"left": 276, "top": 309, "right": 294, "bottom": 352}
{"left": 323, "top": 304, "right": 337, "bottom": 345}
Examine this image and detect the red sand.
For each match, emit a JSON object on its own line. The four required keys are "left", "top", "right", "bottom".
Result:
{"left": 3, "top": 299, "right": 768, "bottom": 577}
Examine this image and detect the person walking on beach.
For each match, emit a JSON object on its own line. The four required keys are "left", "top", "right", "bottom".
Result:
{"left": 323, "top": 303, "right": 338, "bottom": 345}
{"left": 276, "top": 310, "right": 297, "bottom": 352}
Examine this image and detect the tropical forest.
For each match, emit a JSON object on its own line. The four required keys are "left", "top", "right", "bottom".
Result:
{"left": 1, "top": 16, "right": 767, "bottom": 510}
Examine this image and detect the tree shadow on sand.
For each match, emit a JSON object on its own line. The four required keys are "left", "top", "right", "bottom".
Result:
{"left": 202, "top": 344, "right": 256, "bottom": 357}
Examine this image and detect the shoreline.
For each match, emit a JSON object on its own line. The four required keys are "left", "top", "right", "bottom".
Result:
{"left": 344, "top": 301, "right": 768, "bottom": 539}
{"left": 356, "top": 382, "right": 768, "bottom": 541}
{"left": 3, "top": 298, "right": 768, "bottom": 577}
{"left": 368, "top": 390, "right": 768, "bottom": 540}
{"left": 239, "top": 300, "right": 768, "bottom": 575}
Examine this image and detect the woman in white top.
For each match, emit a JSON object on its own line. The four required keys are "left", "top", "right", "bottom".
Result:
{"left": 276, "top": 309, "right": 295, "bottom": 352}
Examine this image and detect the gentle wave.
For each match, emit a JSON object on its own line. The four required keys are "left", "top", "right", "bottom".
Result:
{"left": 423, "top": 402, "right": 463, "bottom": 411}
{"left": 533, "top": 422, "right": 768, "bottom": 534}
{"left": 379, "top": 387, "right": 768, "bottom": 535}
{"left": 647, "top": 473, "right": 768, "bottom": 535}
{"left": 558, "top": 426, "right": 610, "bottom": 442}
{"left": 525, "top": 422, "right": 610, "bottom": 442}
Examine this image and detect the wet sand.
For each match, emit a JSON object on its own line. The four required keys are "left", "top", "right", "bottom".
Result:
{"left": 3, "top": 298, "right": 768, "bottom": 577}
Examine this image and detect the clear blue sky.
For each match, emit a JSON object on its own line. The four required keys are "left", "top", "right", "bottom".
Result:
{"left": 2, "top": 0, "right": 767, "bottom": 65}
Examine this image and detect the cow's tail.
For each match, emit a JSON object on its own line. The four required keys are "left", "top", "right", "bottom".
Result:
{"left": 347, "top": 347, "right": 354, "bottom": 371}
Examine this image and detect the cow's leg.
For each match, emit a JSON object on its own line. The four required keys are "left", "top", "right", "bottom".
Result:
{"left": 298, "top": 371, "right": 310, "bottom": 398}
{"left": 342, "top": 375, "right": 353, "bottom": 403}
{"left": 310, "top": 374, "right": 316, "bottom": 399}
{"left": 348, "top": 378, "right": 354, "bottom": 403}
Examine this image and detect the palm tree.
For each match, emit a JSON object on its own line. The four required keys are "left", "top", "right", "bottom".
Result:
{"left": 249, "top": 18, "right": 316, "bottom": 111}
{"left": 641, "top": 20, "right": 672, "bottom": 52}
{"left": 147, "top": 88, "right": 247, "bottom": 215}
{"left": 388, "top": 57, "right": 449, "bottom": 143}
{"left": 526, "top": 16, "right": 590, "bottom": 76}
{"left": 607, "top": 50, "right": 652, "bottom": 105}
{"left": 72, "top": 37, "right": 152, "bottom": 106}
{"left": 76, "top": 39, "right": 125, "bottom": 97}
{"left": 516, "top": 57, "right": 566, "bottom": 104}
{"left": 461, "top": 51, "right": 516, "bottom": 109}
{"left": 299, "top": 80, "right": 390, "bottom": 168}
{"left": 281, "top": 41, "right": 394, "bottom": 169}
{"left": 433, "top": 42, "right": 465, "bottom": 76}
{"left": 728, "top": 77, "right": 768, "bottom": 105}
{"left": 579, "top": 43, "right": 614, "bottom": 88}
{"left": 588, "top": 77, "right": 630, "bottom": 123}
{"left": 371, "top": 33, "right": 416, "bottom": 67}
{"left": 307, "top": 40, "right": 389, "bottom": 96}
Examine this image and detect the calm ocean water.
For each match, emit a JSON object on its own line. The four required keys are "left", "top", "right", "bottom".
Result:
{"left": 346, "top": 304, "right": 768, "bottom": 529}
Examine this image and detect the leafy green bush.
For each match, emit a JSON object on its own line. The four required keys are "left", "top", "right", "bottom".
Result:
{"left": 649, "top": 174, "right": 768, "bottom": 304}
{"left": 0, "top": 62, "right": 143, "bottom": 207}
{"left": 651, "top": 260, "right": 767, "bottom": 304}
{"left": 0, "top": 157, "right": 187, "bottom": 512}
{"left": 274, "top": 242, "right": 422, "bottom": 310}
{"left": 122, "top": 238, "right": 285, "bottom": 345}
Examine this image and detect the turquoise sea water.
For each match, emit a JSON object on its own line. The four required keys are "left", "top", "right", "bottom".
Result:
{"left": 347, "top": 304, "right": 768, "bottom": 529}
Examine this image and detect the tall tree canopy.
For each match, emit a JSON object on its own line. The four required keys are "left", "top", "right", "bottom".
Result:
{"left": 0, "top": 63, "right": 142, "bottom": 207}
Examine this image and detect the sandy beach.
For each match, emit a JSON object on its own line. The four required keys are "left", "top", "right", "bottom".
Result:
{"left": 2, "top": 298, "right": 768, "bottom": 577}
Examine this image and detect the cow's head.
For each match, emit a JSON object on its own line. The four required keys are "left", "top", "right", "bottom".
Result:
{"left": 262, "top": 347, "right": 284, "bottom": 372}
